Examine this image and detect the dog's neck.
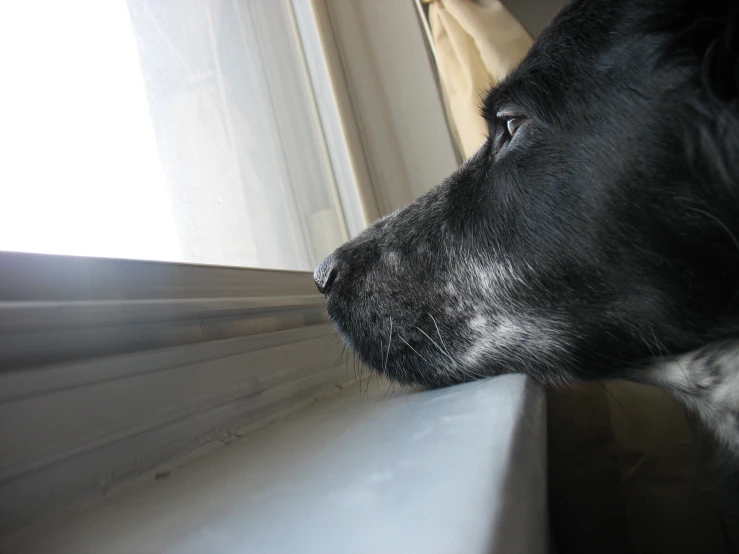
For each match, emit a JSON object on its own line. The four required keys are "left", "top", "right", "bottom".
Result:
{"left": 641, "top": 340, "right": 739, "bottom": 454}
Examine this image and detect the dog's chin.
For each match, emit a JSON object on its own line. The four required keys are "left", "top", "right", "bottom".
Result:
{"left": 329, "top": 316, "right": 458, "bottom": 388}
{"left": 329, "top": 311, "right": 505, "bottom": 389}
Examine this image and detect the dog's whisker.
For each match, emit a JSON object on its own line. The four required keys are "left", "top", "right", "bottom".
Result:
{"left": 355, "top": 353, "right": 363, "bottom": 397}
{"left": 384, "top": 317, "right": 393, "bottom": 376}
{"left": 362, "top": 361, "right": 373, "bottom": 400}
{"left": 415, "top": 326, "right": 455, "bottom": 365}
{"left": 398, "top": 335, "right": 438, "bottom": 372}
{"left": 428, "top": 313, "right": 454, "bottom": 360}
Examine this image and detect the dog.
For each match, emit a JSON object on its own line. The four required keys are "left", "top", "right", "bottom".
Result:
{"left": 314, "top": 0, "right": 739, "bottom": 456}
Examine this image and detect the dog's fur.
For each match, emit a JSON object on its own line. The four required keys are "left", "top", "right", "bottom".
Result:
{"left": 316, "top": 0, "right": 739, "bottom": 455}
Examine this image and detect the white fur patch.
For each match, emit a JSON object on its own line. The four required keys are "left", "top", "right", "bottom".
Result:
{"left": 461, "top": 314, "right": 569, "bottom": 382}
{"left": 437, "top": 256, "right": 567, "bottom": 382}
{"left": 466, "top": 258, "right": 524, "bottom": 297}
{"left": 469, "top": 314, "right": 489, "bottom": 332}
{"left": 382, "top": 250, "right": 400, "bottom": 268}
{"left": 641, "top": 340, "right": 739, "bottom": 452}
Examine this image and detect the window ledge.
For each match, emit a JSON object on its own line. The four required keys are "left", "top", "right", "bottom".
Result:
{"left": 0, "top": 252, "right": 341, "bottom": 536}
{"left": 3, "top": 375, "right": 549, "bottom": 554}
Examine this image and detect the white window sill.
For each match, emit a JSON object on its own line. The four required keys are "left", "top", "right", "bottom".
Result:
{"left": 4, "top": 375, "right": 548, "bottom": 554}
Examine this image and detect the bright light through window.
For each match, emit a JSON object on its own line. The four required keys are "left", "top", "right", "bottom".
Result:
{"left": 0, "top": 1, "right": 181, "bottom": 262}
{"left": 0, "top": 0, "right": 349, "bottom": 270}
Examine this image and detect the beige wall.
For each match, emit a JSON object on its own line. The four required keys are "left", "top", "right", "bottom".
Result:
{"left": 500, "top": 0, "right": 569, "bottom": 38}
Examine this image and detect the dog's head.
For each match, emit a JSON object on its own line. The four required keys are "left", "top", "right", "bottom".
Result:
{"left": 315, "top": 0, "right": 739, "bottom": 387}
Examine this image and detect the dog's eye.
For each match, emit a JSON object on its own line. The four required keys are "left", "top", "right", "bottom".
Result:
{"left": 506, "top": 117, "right": 524, "bottom": 137}
{"left": 492, "top": 112, "right": 526, "bottom": 155}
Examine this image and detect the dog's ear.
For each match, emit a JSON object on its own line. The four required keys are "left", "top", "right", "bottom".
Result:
{"left": 700, "top": 2, "right": 739, "bottom": 102}
{"left": 655, "top": 0, "right": 739, "bottom": 102}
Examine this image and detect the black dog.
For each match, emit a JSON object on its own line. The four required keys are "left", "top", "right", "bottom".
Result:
{"left": 315, "top": 0, "right": 739, "bottom": 453}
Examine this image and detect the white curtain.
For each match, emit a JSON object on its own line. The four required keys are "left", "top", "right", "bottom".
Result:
{"left": 124, "top": 0, "right": 348, "bottom": 270}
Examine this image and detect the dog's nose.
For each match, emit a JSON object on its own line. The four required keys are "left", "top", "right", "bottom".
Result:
{"left": 314, "top": 254, "right": 339, "bottom": 295}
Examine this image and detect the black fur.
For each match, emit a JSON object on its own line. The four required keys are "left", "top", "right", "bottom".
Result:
{"left": 316, "top": 0, "right": 739, "bottom": 399}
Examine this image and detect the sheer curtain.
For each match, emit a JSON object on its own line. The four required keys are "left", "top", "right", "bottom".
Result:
{"left": 0, "top": 0, "right": 349, "bottom": 270}
{"left": 126, "top": 0, "right": 348, "bottom": 270}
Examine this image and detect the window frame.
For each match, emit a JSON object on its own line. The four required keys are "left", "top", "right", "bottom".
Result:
{"left": 0, "top": 0, "right": 460, "bottom": 536}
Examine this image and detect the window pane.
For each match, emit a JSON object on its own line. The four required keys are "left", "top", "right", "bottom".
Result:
{"left": 0, "top": 0, "right": 349, "bottom": 270}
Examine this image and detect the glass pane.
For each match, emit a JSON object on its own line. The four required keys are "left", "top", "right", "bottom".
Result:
{"left": 0, "top": 0, "right": 349, "bottom": 270}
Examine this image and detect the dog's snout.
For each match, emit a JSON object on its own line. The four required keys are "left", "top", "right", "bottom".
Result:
{"left": 314, "top": 253, "right": 339, "bottom": 295}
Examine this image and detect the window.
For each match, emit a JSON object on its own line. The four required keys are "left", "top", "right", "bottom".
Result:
{"left": 0, "top": 0, "right": 465, "bottom": 543}
{"left": 0, "top": 0, "right": 352, "bottom": 270}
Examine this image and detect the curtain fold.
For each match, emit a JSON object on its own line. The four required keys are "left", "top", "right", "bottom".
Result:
{"left": 427, "top": 0, "right": 532, "bottom": 159}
